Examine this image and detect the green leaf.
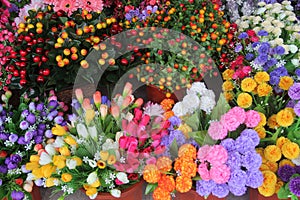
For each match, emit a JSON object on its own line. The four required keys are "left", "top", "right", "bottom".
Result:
{"left": 0, "top": 189, "right": 7, "bottom": 200}
{"left": 211, "top": 93, "right": 230, "bottom": 121}
{"left": 145, "top": 183, "right": 158, "bottom": 195}
{"left": 184, "top": 112, "right": 199, "bottom": 131}
{"left": 277, "top": 185, "right": 290, "bottom": 199}
{"left": 106, "top": 65, "right": 119, "bottom": 71}
{"left": 254, "top": 105, "right": 266, "bottom": 114}
{"left": 189, "top": 131, "right": 216, "bottom": 146}
{"left": 59, "top": 17, "right": 68, "bottom": 24}
{"left": 170, "top": 138, "right": 178, "bottom": 159}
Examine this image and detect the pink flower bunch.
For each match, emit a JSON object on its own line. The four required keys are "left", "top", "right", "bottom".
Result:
{"left": 208, "top": 107, "right": 261, "bottom": 140}
{"left": 115, "top": 107, "right": 169, "bottom": 173}
{"left": 44, "top": 0, "right": 104, "bottom": 16}
{"left": 197, "top": 145, "right": 230, "bottom": 184}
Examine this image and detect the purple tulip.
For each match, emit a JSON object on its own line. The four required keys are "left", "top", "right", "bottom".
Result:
{"left": 17, "top": 136, "right": 29, "bottom": 145}
{"left": 38, "top": 123, "right": 46, "bottom": 130}
{"left": 0, "top": 179, "right": 2, "bottom": 186}
{"left": 34, "top": 136, "right": 43, "bottom": 144}
{"left": 21, "top": 109, "right": 29, "bottom": 117}
{"left": 19, "top": 121, "right": 29, "bottom": 130}
{"left": 0, "top": 165, "right": 8, "bottom": 174}
{"left": 11, "top": 191, "right": 24, "bottom": 200}
{"left": 9, "top": 134, "right": 18, "bottom": 143}
{"left": 7, "top": 162, "right": 18, "bottom": 170}
{"left": 54, "top": 116, "right": 64, "bottom": 124}
{"left": 26, "top": 113, "right": 36, "bottom": 125}
{"left": 48, "top": 100, "right": 59, "bottom": 111}
{"left": 11, "top": 154, "right": 22, "bottom": 163}
{"left": 25, "top": 131, "right": 33, "bottom": 141}
{"left": 45, "top": 130, "right": 53, "bottom": 138}
{"left": 0, "top": 132, "right": 8, "bottom": 140}
{"left": 36, "top": 103, "right": 44, "bottom": 111}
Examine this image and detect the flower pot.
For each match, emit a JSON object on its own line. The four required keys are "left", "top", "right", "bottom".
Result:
{"left": 81, "top": 180, "right": 144, "bottom": 200}
{"left": 249, "top": 188, "right": 300, "bottom": 200}
{"left": 31, "top": 184, "right": 42, "bottom": 200}
{"left": 146, "top": 85, "right": 186, "bottom": 103}
{"left": 174, "top": 189, "right": 225, "bottom": 200}
{"left": 57, "top": 84, "right": 97, "bottom": 104}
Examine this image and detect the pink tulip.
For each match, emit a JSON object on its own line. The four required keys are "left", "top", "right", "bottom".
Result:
{"left": 122, "top": 82, "right": 132, "bottom": 96}
{"left": 82, "top": 98, "right": 92, "bottom": 110}
{"left": 111, "top": 105, "right": 120, "bottom": 119}
{"left": 75, "top": 88, "right": 83, "bottom": 103}
{"left": 139, "top": 115, "right": 150, "bottom": 126}
{"left": 146, "top": 157, "right": 156, "bottom": 165}
{"left": 115, "top": 179, "right": 124, "bottom": 185}
{"left": 100, "top": 104, "right": 108, "bottom": 119}
{"left": 141, "top": 147, "right": 152, "bottom": 158}
{"left": 133, "top": 98, "right": 143, "bottom": 108}
{"left": 93, "top": 91, "right": 101, "bottom": 109}
{"left": 133, "top": 108, "right": 142, "bottom": 121}
{"left": 121, "top": 96, "right": 132, "bottom": 109}
{"left": 154, "top": 145, "right": 166, "bottom": 155}
{"left": 151, "top": 140, "right": 161, "bottom": 148}
{"left": 126, "top": 122, "right": 138, "bottom": 137}
{"left": 119, "top": 136, "right": 129, "bottom": 149}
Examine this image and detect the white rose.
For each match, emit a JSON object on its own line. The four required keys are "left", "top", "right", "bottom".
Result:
{"left": 110, "top": 189, "right": 121, "bottom": 198}
{"left": 66, "top": 159, "right": 77, "bottom": 169}
{"left": 88, "top": 126, "right": 97, "bottom": 141}
{"left": 253, "top": 27, "right": 261, "bottom": 33}
{"left": 292, "top": 59, "right": 300, "bottom": 67}
{"left": 87, "top": 172, "right": 98, "bottom": 185}
{"left": 285, "top": 5, "right": 294, "bottom": 11}
{"left": 264, "top": 25, "right": 274, "bottom": 33}
{"left": 77, "top": 123, "right": 89, "bottom": 138}
{"left": 274, "top": 38, "right": 284, "bottom": 45}
{"left": 279, "top": 13, "right": 287, "bottom": 20}
{"left": 116, "top": 172, "right": 129, "bottom": 184}
{"left": 289, "top": 45, "right": 298, "bottom": 53}
{"left": 276, "top": 22, "right": 285, "bottom": 28}
{"left": 172, "top": 102, "right": 186, "bottom": 117}
{"left": 262, "top": 21, "right": 271, "bottom": 27}
{"left": 293, "top": 26, "right": 300, "bottom": 32}
{"left": 258, "top": 2, "right": 266, "bottom": 7}
{"left": 287, "top": 16, "right": 297, "bottom": 21}
{"left": 240, "top": 21, "right": 249, "bottom": 29}
{"left": 271, "top": 7, "right": 282, "bottom": 13}
{"left": 182, "top": 94, "right": 200, "bottom": 113}
{"left": 241, "top": 16, "right": 248, "bottom": 20}
{"left": 282, "top": 0, "right": 291, "bottom": 5}
{"left": 293, "top": 32, "right": 300, "bottom": 40}
{"left": 285, "top": 26, "right": 293, "bottom": 31}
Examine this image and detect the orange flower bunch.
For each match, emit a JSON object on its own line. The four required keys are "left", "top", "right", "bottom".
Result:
{"left": 256, "top": 136, "right": 300, "bottom": 197}
{"left": 160, "top": 98, "right": 175, "bottom": 119}
{"left": 143, "top": 144, "right": 197, "bottom": 200}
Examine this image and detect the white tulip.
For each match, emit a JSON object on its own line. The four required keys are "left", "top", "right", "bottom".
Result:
{"left": 53, "top": 136, "right": 65, "bottom": 148}
{"left": 45, "top": 144, "right": 56, "bottom": 156}
{"left": 289, "top": 45, "right": 298, "bottom": 53}
{"left": 39, "top": 152, "right": 52, "bottom": 165}
{"left": 116, "top": 172, "right": 129, "bottom": 184}
{"left": 66, "top": 159, "right": 77, "bottom": 169}
{"left": 87, "top": 172, "right": 98, "bottom": 185}
{"left": 77, "top": 123, "right": 89, "bottom": 138}
{"left": 88, "top": 126, "right": 98, "bottom": 141}
{"left": 115, "top": 131, "right": 124, "bottom": 143}
{"left": 110, "top": 189, "right": 121, "bottom": 198}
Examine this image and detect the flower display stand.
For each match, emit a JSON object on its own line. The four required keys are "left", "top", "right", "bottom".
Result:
{"left": 81, "top": 180, "right": 144, "bottom": 200}
{"left": 249, "top": 189, "right": 300, "bottom": 200}
{"left": 31, "top": 184, "right": 42, "bottom": 200}
{"left": 146, "top": 85, "right": 186, "bottom": 103}
{"left": 174, "top": 190, "right": 225, "bottom": 200}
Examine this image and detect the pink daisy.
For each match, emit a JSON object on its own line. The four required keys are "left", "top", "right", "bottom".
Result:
{"left": 80, "top": 0, "right": 103, "bottom": 13}
{"left": 53, "top": 0, "right": 79, "bottom": 15}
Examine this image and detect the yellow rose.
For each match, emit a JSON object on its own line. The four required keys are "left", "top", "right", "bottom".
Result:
{"left": 254, "top": 71, "right": 270, "bottom": 84}
{"left": 281, "top": 142, "right": 300, "bottom": 159}
{"left": 53, "top": 155, "right": 66, "bottom": 169}
{"left": 258, "top": 185, "right": 276, "bottom": 197}
{"left": 241, "top": 78, "right": 257, "bottom": 92}
{"left": 85, "top": 187, "right": 97, "bottom": 196}
{"left": 237, "top": 93, "right": 253, "bottom": 108}
{"left": 222, "top": 69, "right": 234, "bottom": 80}
{"left": 52, "top": 124, "right": 66, "bottom": 136}
{"left": 260, "top": 164, "right": 270, "bottom": 171}
{"left": 61, "top": 173, "right": 72, "bottom": 183}
{"left": 278, "top": 76, "right": 294, "bottom": 90}
{"left": 276, "top": 109, "right": 294, "bottom": 127}
{"left": 257, "top": 83, "right": 272, "bottom": 97}
{"left": 264, "top": 145, "right": 282, "bottom": 162}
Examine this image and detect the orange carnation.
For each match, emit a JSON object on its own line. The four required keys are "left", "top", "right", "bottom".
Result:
{"left": 276, "top": 109, "right": 294, "bottom": 127}
{"left": 160, "top": 99, "right": 175, "bottom": 111}
{"left": 267, "top": 115, "right": 279, "bottom": 129}
{"left": 278, "top": 76, "right": 294, "bottom": 90}
{"left": 222, "top": 69, "right": 234, "bottom": 80}
{"left": 264, "top": 161, "right": 278, "bottom": 173}
{"left": 175, "top": 176, "right": 192, "bottom": 193}
{"left": 156, "top": 156, "right": 172, "bottom": 173}
{"left": 174, "top": 157, "right": 197, "bottom": 178}
{"left": 276, "top": 137, "right": 290, "bottom": 150}
{"left": 143, "top": 164, "right": 161, "bottom": 183}
{"left": 158, "top": 175, "right": 175, "bottom": 192}
{"left": 264, "top": 145, "right": 282, "bottom": 162}
{"left": 153, "top": 187, "right": 171, "bottom": 200}
{"left": 164, "top": 110, "right": 174, "bottom": 119}
{"left": 178, "top": 144, "right": 197, "bottom": 160}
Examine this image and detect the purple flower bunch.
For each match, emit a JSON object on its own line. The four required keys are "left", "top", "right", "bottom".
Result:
{"left": 196, "top": 129, "right": 263, "bottom": 198}
{"left": 288, "top": 83, "right": 300, "bottom": 116}
{"left": 277, "top": 164, "right": 300, "bottom": 197}
{"left": 125, "top": 5, "right": 157, "bottom": 21}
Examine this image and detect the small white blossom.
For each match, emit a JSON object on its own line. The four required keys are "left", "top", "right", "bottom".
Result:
{"left": 53, "top": 179, "right": 60, "bottom": 186}
{"left": 61, "top": 185, "right": 68, "bottom": 192}
{"left": 4, "top": 140, "right": 13, "bottom": 147}
{"left": 120, "top": 157, "right": 126, "bottom": 163}
{"left": 67, "top": 187, "right": 74, "bottom": 194}
{"left": 83, "top": 156, "right": 89, "bottom": 163}
{"left": 94, "top": 152, "right": 101, "bottom": 161}
{"left": 5, "top": 117, "right": 12, "bottom": 123}
{"left": 105, "top": 178, "right": 112, "bottom": 184}
{"left": 109, "top": 173, "right": 116, "bottom": 180}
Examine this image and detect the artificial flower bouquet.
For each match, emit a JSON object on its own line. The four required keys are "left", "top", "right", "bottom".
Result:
{"left": 0, "top": 90, "right": 67, "bottom": 200}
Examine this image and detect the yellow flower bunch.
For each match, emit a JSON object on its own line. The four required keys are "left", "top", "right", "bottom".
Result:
{"left": 276, "top": 108, "right": 295, "bottom": 127}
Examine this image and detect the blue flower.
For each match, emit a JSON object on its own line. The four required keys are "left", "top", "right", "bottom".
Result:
{"left": 252, "top": 42, "right": 260, "bottom": 48}
{"left": 238, "top": 32, "right": 248, "bottom": 39}
{"left": 258, "top": 42, "right": 270, "bottom": 55}
{"left": 245, "top": 53, "right": 254, "bottom": 61}
{"left": 235, "top": 44, "right": 243, "bottom": 52}
{"left": 274, "top": 46, "right": 285, "bottom": 55}
{"left": 255, "top": 54, "right": 268, "bottom": 65}
{"left": 257, "top": 30, "right": 269, "bottom": 36}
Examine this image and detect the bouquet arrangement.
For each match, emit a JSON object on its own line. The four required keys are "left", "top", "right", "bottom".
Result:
{"left": 0, "top": 90, "right": 67, "bottom": 200}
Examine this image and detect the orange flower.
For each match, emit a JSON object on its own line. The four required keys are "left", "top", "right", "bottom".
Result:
{"left": 279, "top": 159, "right": 295, "bottom": 168}
{"left": 256, "top": 148, "right": 267, "bottom": 163}
{"left": 222, "top": 81, "right": 234, "bottom": 92}
{"left": 264, "top": 145, "right": 282, "bottom": 162}
{"left": 264, "top": 161, "right": 278, "bottom": 173}
{"left": 237, "top": 93, "right": 253, "bottom": 108}
{"left": 276, "top": 109, "right": 294, "bottom": 127}
{"left": 156, "top": 157, "right": 172, "bottom": 173}
{"left": 267, "top": 115, "right": 279, "bottom": 129}
{"left": 224, "top": 91, "right": 234, "bottom": 101}
{"left": 258, "top": 185, "right": 276, "bottom": 197}
{"left": 164, "top": 110, "right": 174, "bottom": 119}
{"left": 260, "top": 164, "right": 270, "bottom": 171}
{"left": 158, "top": 175, "right": 175, "bottom": 192}
{"left": 175, "top": 176, "right": 192, "bottom": 193}
{"left": 257, "top": 112, "right": 267, "bottom": 127}
{"left": 160, "top": 99, "right": 175, "bottom": 111}
{"left": 174, "top": 157, "right": 197, "bottom": 178}
{"left": 222, "top": 69, "right": 234, "bottom": 80}
{"left": 262, "top": 170, "right": 277, "bottom": 186}
{"left": 275, "top": 180, "right": 284, "bottom": 194}
{"left": 281, "top": 142, "right": 300, "bottom": 159}
{"left": 143, "top": 164, "right": 161, "bottom": 183}
{"left": 278, "top": 76, "right": 294, "bottom": 90}
{"left": 257, "top": 83, "right": 272, "bottom": 97}
{"left": 276, "top": 137, "right": 290, "bottom": 150}
{"left": 254, "top": 126, "right": 266, "bottom": 139}
{"left": 178, "top": 144, "right": 197, "bottom": 160}
{"left": 152, "top": 187, "right": 171, "bottom": 200}
{"left": 241, "top": 78, "right": 257, "bottom": 92}
{"left": 254, "top": 72, "right": 270, "bottom": 84}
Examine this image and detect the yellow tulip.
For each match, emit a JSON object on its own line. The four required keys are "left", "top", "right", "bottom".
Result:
{"left": 30, "top": 155, "right": 40, "bottom": 162}
{"left": 64, "top": 135, "right": 77, "bottom": 146}
{"left": 32, "top": 168, "right": 43, "bottom": 179}
{"left": 86, "top": 187, "right": 97, "bottom": 196}
{"left": 90, "top": 179, "right": 101, "bottom": 188}
{"left": 53, "top": 155, "right": 66, "bottom": 169}
{"left": 59, "top": 146, "right": 71, "bottom": 156}
{"left": 99, "top": 151, "right": 109, "bottom": 161}
{"left": 41, "top": 164, "right": 56, "bottom": 178}
{"left": 26, "top": 162, "right": 40, "bottom": 171}
{"left": 61, "top": 173, "right": 73, "bottom": 182}
{"left": 73, "top": 157, "right": 82, "bottom": 166}
{"left": 52, "top": 124, "right": 66, "bottom": 136}
{"left": 107, "top": 155, "right": 116, "bottom": 165}
{"left": 45, "top": 177, "right": 59, "bottom": 187}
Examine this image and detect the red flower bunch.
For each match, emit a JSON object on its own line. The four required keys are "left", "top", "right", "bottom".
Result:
{"left": 230, "top": 55, "right": 251, "bottom": 79}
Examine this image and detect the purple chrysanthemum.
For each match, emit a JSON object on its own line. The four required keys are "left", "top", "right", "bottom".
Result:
{"left": 289, "top": 177, "right": 300, "bottom": 196}
{"left": 168, "top": 130, "right": 186, "bottom": 146}
{"left": 294, "top": 102, "right": 300, "bottom": 117}
{"left": 220, "top": 138, "right": 236, "bottom": 152}
{"left": 196, "top": 180, "right": 216, "bottom": 197}
{"left": 228, "top": 170, "right": 247, "bottom": 188}
{"left": 226, "top": 151, "right": 241, "bottom": 170}
{"left": 278, "top": 165, "right": 296, "bottom": 182}
{"left": 235, "top": 136, "right": 255, "bottom": 154}
{"left": 289, "top": 83, "right": 300, "bottom": 100}
{"left": 211, "top": 184, "right": 229, "bottom": 198}
{"left": 246, "top": 170, "right": 264, "bottom": 188}
{"left": 168, "top": 116, "right": 181, "bottom": 130}
{"left": 241, "top": 151, "right": 262, "bottom": 170}
{"left": 240, "top": 129, "right": 260, "bottom": 147}
{"left": 229, "top": 185, "right": 247, "bottom": 196}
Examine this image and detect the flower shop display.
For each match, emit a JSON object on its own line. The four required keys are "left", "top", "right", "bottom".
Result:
{"left": 0, "top": 90, "right": 67, "bottom": 200}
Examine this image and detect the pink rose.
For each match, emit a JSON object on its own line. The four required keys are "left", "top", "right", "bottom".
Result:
{"left": 146, "top": 157, "right": 156, "bottom": 165}
{"left": 208, "top": 121, "right": 228, "bottom": 140}
{"left": 119, "top": 136, "right": 129, "bottom": 149}
{"left": 221, "top": 107, "right": 246, "bottom": 131}
{"left": 127, "top": 137, "right": 138, "bottom": 153}
{"left": 210, "top": 164, "right": 230, "bottom": 184}
{"left": 244, "top": 110, "right": 261, "bottom": 128}
{"left": 141, "top": 147, "right": 152, "bottom": 158}
{"left": 198, "top": 163, "right": 210, "bottom": 181}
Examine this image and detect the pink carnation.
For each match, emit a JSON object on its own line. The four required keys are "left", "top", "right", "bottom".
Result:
{"left": 244, "top": 110, "right": 261, "bottom": 128}
{"left": 220, "top": 107, "right": 246, "bottom": 131}
{"left": 208, "top": 121, "right": 228, "bottom": 140}
{"left": 210, "top": 164, "right": 231, "bottom": 184}
{"left": 197, "top": 145, "right": 211, "bottom": 162}
{"left": 205, "top": 145, "right": 228, "bottom": 166}
{"left": 198, "top": 163, "right": 210, "bottom": 181}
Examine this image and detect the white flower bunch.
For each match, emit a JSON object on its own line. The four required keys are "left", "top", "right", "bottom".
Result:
{"left": 172, "top": 82, "right": 216, "bottom": 116}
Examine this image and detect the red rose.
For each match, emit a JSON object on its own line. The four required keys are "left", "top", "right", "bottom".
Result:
{"left": 0, "top": 150, "right": 7, "bottom": 158}
{"left": 246, "top": 30, "right": 256, "bottom": 37}
{"left": 15, "top": 178, "right": 23, "bottom": 186}
{"left": 128, "top": 173, "right": 139, "bottom": 181}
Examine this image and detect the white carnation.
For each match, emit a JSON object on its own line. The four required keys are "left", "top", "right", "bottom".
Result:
{"left": 187, "top": 82, "right": 208, "bottom": 96}
{"left": 200, "top": 96, "right": 216, "bottom": 114}
{"left": 182, "top": 94, "right": 200, "bottom": 113}
{"left": 172, "top": 102, "right": 187, "bottom": 117}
